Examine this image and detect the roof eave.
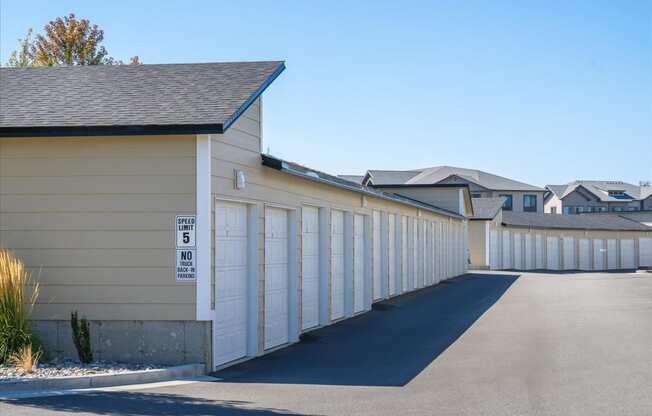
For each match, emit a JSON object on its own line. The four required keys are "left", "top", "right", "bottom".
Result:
{"left": 223, "top": 61, "right": 286, "bottom": 132}
{"left": 0, "top": 123, "right": 224, "bottom": 138}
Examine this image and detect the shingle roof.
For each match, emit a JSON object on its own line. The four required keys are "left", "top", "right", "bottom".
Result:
{"left": 338, "top": 175, "right": 365, "bottom": 184}
{"left": 365, "top": 170, "right": 423, "bottom": 185}
{"left": 407, "top": 166, "right": 544, "bottom": 191}
{"left": 502, "top": 212, "right": 652, "bottom": 232}
{"left": 0, "top": 61, "right": 285, "bottom": 136}
{"left": 363, "top": 166, "right": 542, "bottom": 191}
{"left": 470, "top": 197, "right": 505, "bottom": 220}
{"left": 545, "top": 180, "right": 649, "bottom": 202}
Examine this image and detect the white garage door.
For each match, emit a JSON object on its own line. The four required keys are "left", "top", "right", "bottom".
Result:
{"left": 620, "top": 239, "right": 635, "bottom": 269}
{"left": 489, "top": 230, "right": 500, "bottom": 270}
{"left": 607, "top": 239, "right": 618, "bottom": 270}
{"left": 388, "top": 214, "right": 397, "bottom": 296}
{"left": 535, "top": 234, "right": 544, "bottom": 269}
{"left": 372, "top": 211, "right": 382, "bottom": 300}
{"left": 593, "top": 239, "right": 605, "bottom": 270}
{"left": 524, "top": 234, "right": 533, "bottom": 270}
{"left": 578, "top": 239, "right": 590, "bottom": 271}
{"left": 301, "top": 207, "right": 320, "bottom": 330}
{"left": 353, "top": 214, "right": 365, "bottom": 313}
{"left": 401, "top": 216, "right": 408, "bottom": 292}
{"left": 214, "top": 201, "right": 249, "bottom": 366}
{"left": 428, "top": 222, "right": 435, "bottom": 285}
{"left": 330, "top": 210, "right": 345, "bottom": 320}
{"left": 562, "top": 237, "right": 575, "bottom": 270}
{"left": 412, "top": 219, "right": 418, "bottom": 288}
{"left": 640, "top": 238, "right": 652, "bottom": 268}
{"left": 513, "top": 234, "right": 522, "bottom": 270}
{"left": 264, "top": 207, "right": 290, "bottom": 349}
{"left": 547, "top": 237, "right": 559, "bottom": 270}
{"left": 502, "top": 231, "right": 511, "bottom": 269}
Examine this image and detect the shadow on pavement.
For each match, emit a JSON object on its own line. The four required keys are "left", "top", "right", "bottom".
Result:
{"left": 1, "top": 392, "right": 298, "bottom": 415}
{"left": 214, "top": 273, "right": 519, "bottom": 387}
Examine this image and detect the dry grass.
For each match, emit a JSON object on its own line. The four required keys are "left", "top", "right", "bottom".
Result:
{"left": 9, "top": 343, "right": 42, "bottom": 374}
{"left": 0, "top": 250, "right": 40, "bottom": 363}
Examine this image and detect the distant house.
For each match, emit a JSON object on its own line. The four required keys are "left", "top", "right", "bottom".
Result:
{"left": 343, "top": 166, "right": 546, "bottom": 213}
{"left": 544, "top": 181, "right": 652, "bottom": 215}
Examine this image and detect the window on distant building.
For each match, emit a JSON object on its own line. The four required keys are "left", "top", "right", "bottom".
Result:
{"left": 500, "top": 194, "right": 513, "bottom": 211}
{"left": 563, "top": 206, "right": 573, "bottom": 215}
{"left": 576, "top": 206, "right": 585, "bottom": 213}
{"left": 471, "top": 193, "right": 481, "bottom": 198}
{"left": 551, "top": 207, "right": 557, "bottom": 214}
{"left": 523, "top": 195, "right": 537, "bottom": 212}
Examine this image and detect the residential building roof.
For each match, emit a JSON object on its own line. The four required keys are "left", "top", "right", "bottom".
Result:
{"left": 338, "top": 175, "right": 365, "bottom": 184}
{"left": 261, "top": 155, "right": 466, "bottom": 220}
{"left": 501, "top": 211, "right": 652, "bottom": 232}
{"left": 363, "top": 165, "right": 543, "bottom": 192}
{"left": 364, "top": 170, "right": 423, "bottom": 185}
{"left": 470, "top": 197, "right": 505, "bottom": 220}
{"left": 0, "top": 61, "right": 285, "bottom": 137}
{"left": 545, "top": 180, "right": 651, "bottom": 202}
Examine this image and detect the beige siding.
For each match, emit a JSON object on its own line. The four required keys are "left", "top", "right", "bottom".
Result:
{"left": 0, "top": 135, "right": 196, "bottom": 321}
{"left": 544, "top": 193, "right": 562, "bottom": 214}
{"left": 468, "top": 220, "right": 487, "bottom": 268}
{"left": 375, "top": 187, "right": 467, "bottom": 215}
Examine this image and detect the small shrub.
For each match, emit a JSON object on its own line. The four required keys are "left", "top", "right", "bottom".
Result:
{"left": 10, "top": 343, "right": 42, "bottom": 374}
{"left": 70, "top": 311, "right": 93, "bottom": 363}
{"left": 0, "top": 250, "right": 40, "bottom": 364}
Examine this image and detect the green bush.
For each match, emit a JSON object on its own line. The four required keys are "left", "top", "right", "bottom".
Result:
{"left": 0, "top": 250, "right": 40, "bottom": 364}
{"left": 71, "top": 311, "right": 93, "bottom": 363}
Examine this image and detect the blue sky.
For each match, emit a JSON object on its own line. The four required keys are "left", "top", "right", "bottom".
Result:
{"left": 2, "top": 0, "right": 650, "bottom": 187}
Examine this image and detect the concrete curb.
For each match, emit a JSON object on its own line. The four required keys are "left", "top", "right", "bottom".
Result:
{"left": 0, "top": 363, "right": 205, "bottom": 394}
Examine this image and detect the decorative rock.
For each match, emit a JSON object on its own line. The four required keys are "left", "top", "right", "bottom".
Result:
{"left": 0, "top": 360, "right": 163, "bottom": 383}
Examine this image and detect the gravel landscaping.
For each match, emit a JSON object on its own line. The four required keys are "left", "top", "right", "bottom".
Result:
{"left": 0, "top": 361, "right": 164, "bottom": 383}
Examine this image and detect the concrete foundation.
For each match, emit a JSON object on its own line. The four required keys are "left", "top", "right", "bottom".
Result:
{"left": 31, "top": 320, "right": 211, "bottom": 366}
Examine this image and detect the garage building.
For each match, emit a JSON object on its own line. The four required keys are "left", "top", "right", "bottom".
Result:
{"left": 468, "top": 199, "right": 652, "bottom": 271}
{"left": 0, "top": 62, "right": 470, "bottom": 370}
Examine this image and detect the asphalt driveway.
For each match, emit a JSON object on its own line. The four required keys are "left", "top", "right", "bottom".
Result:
{"left": 2, "top": 271, "right": 651, "bottom": 415}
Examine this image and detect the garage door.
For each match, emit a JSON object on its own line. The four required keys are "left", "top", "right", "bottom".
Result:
{"left": 620, "top": 239, "right": 635, "bottom": 269}
{"left": 562, "top": 237, "right": 575, "bottom": 270}
{"left": 513, "top": 234, "right": 522, "bottom": 270}
{"left": 578, "top": 239, "right": 590, "bottom": 270}
{"left": 353, "top": 214, "right": 365, "bottom": 313}
{"left": 489, "top": 230, "right": 500, "bottom": 270}
{"left": 330, "top": 210, "right": 345, "bottom": 320}
{"left": 524, "top": 234, "right": 533, "bottom": 270}
{"left": 535, "top": 234, "right": 544, "bottom": 269}
{"left": 502, "top": 231, "right": 511, "bottom": 269}
{"left": 428, "top": 222, "right": 435, "bottom": 285}
{"left": 412, "top": 219, "right": 418, "bottom": 289}
{"left": 547, "top": 237, "right": 559, "bottom": 270}
{"left": 264, "top": 207, "right": 290, "bottom": 349}
{"left": 372, "top": 211, "right": 382, "bottom": 300}
{"left": 388, "top": 214, "right": 397, "bottom": 296}
{"left": 301, "top": 207, "right": 320, "bottom": 330}
{"left": 593, "top": 239, "right": 605, "bottom": 270}
{"left": 640, "top": 238, "right": 652, "bottom": 268}
{"left": 401, "top": 216, "right": 408, "bottom": 292}
{"left": 214, "top": 201, "right": 249, "bottom": 366}
{"left": 607, "top": 239, "right": 618, "bottom": 270}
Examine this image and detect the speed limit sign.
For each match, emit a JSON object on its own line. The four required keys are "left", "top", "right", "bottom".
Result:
{"left": 175, "top": 215, "right": 196, "bottom": 248}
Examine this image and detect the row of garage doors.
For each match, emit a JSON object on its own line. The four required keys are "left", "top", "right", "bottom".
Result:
{"left": 489, "top": 229, "right": 652, "bottom": 271}
{"left": 213, "top": 200, "right": 468, "bottom": 368}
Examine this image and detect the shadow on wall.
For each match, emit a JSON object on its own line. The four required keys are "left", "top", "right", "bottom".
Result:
{"left": 2, "top": 393, "right": 297, "bottom": 415}
{"left": 214, "top": 273, "right": 519, "bottom": 387}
